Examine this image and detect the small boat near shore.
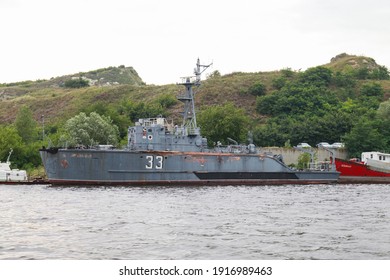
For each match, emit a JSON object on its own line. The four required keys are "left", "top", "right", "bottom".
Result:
{"left": 0, "top": 149, "right": 28, "bottom": 183}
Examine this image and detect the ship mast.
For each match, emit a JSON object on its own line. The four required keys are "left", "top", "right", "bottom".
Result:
{"left": 178, "top": 58, "right": 212, "bottom": 135}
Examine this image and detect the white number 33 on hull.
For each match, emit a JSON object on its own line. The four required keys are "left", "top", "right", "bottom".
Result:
{"left": 145, "top": 155, "right": 164, "bottom": 169}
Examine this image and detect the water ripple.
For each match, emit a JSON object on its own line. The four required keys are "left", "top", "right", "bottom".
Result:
{"left": 0, "top": 184, "right": 389, "bottom": 259}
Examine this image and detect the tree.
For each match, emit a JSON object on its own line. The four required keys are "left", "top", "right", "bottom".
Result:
{"left": 297, "top": 152, "right": 311, "bottom": 169}
{"left": 280, "top": 68, "right": 295, "bottom": 78}
{"left": 248, "top": 82, "right": 266, "bottom": 96}
{"left": 370, "top": 65, "right": 390, "bottom": 80}
{"left": 256, "top": 83, "right": 337, "bottom": 117}
{"left": 299, "top": 66, "right": 333, "bottom": 87}
{"left": 198, "top": 103, "right": 250, "bottom": 146}
{"left": 358, "top": 82, "right": 384, "bottom": 109}
{"left": 360, "top": 82, "right": 383, "bottom": 98}
{"left": 14, "top": 105, "right": 37, "bottom": 143}
{"left": 272, "top": 76, "right": 287, "bottom": 90}
{"left": 253, "top": 121, "right": 290, "bottom": 147}
{"left": 156, "top": 94, "right": 177, "bottom": 108}
{"left": 332, "top": 71, "right": 356, "bottom": 88}
{"left": 256, "top": 94, "right": 278, "bottom": 115}
{"left": 84, "top": 101, "right": 131, "bottom": 139}
{"left": 377, "top": 99, "right": 390, "bottom": 120}
{"left": 354, "top": 67, "right": 369, "bottom": 80}
{"left": 342, "top": 112, "right": 387, "bottom": 157}
{"left": 0, "top": 125, "right": 24, "bottom": 167}
{"left": 207, "top": 70, "right": 221, "bottom": 79}
{"left": 119, "top": 100, "right": 165, "bottom": 122}
{"left": 63, "top": 112, "right": 119, "bottom": 147}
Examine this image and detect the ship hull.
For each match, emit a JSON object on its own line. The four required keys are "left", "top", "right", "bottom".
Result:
{"left": 335, "top": 158, "right": 390, "bottom": 183}
{"left": 40, "top": 149, "right": 339, "bottom": 185}
{"left": 335, "top": 158, "right": 390, "bottom": 177}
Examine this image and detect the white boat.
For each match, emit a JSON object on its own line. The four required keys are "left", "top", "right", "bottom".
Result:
{"left": 0, "top": 149, "right": 28, "bottom": 182}
{"left": 361, "top": 151, "right": 390, "bottom": 173}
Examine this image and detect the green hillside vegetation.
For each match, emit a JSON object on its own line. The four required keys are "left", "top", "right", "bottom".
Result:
{"left": 0, "top": 65, "right": 144, "bottom": 90}
{"left": 1, "top": 53, "right": 390, "bottom": 176}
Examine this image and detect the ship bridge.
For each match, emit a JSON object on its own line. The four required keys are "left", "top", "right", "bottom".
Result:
{"left": 128, "top": 116, "right": 207, "bottom": 152}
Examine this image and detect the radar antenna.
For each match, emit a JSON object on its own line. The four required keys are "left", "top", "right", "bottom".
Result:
{"left": 194, "top": 58, "right": 212, "bottom": 86}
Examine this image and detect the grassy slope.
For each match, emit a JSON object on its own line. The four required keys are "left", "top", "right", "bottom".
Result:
{"left": 0, "top": 84, "right": 180, "bottom": 124}
{"left": 1, "top": 54, "right": 390, "bottom": 127}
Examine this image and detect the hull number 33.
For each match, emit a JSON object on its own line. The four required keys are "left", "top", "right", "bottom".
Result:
{"left": 145, "top": 155, "right": 164, "bottom": 169}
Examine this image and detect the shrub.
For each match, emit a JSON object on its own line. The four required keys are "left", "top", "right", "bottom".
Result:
{"left": 248, "top": 82, "right": 266, "bottom": 96}
{"left": 297, "top": 152, "right": 311, "bottom": 169}
{"left": 64, "top": 78, "right": 89, "bottom": 88}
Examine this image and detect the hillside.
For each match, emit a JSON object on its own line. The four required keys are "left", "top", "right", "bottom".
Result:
{"left": 0, "top": 65, "right": 144, "bottom": 101}
{"left": 45, "top": 65, "right": 145, "bottom": 88}
{"left": 326, "top": 53, "right": 380, "bottom": 71}
{"left": 1, "top": 53, "right": 390, "bottom": 125}
{"left": 324, "top": 53, "right": 390, "bottom": 99}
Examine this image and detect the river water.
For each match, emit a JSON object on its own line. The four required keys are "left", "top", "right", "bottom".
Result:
{"left": 0, "top": 184, "right": 389, "bottom": 260}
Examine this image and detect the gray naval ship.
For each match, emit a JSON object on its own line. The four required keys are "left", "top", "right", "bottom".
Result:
{"left": 40, "top": 59, "right": 339, "bottom": 185}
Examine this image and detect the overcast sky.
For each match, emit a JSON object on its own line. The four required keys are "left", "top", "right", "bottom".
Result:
{"left": 1, "top": 0, "right": 390, "bottom": 85}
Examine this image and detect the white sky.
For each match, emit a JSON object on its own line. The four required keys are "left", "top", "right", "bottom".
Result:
{"left": 1, "top": 0, "right": 390, "bottom": 85}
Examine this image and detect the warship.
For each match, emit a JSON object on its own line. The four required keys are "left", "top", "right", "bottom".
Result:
{"left": 40, "top": 59, "right": 339, "bottom": 185}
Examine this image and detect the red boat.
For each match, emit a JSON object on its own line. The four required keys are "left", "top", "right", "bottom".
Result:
{"left": 335, "top": 158, "right": 390, "bottom": 177}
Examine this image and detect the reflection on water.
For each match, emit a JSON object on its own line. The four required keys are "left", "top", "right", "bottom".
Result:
{"left": 1, "top": 184, "right": 389, "bottom": 259}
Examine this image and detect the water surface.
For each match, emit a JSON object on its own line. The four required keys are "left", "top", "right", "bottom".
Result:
{"left": 1, "top": 184, "right": 389, "bottom": 259}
